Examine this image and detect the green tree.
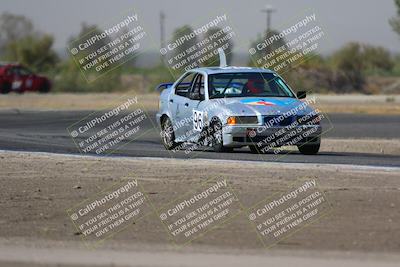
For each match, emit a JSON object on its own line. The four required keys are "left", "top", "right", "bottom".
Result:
{"left": 167, "top": 25, "right": 198, "bottom": 72}
{"left": 330, "top": 42, "right": 365, "bottom": 91}
{"left": 68, "top": 23, "right": 111, "bottom": 54}
{"left": 393, "top": 54, "right": 400, "bottom": 75}
{"left": 390, "top": 0, "right": 400, "bottom": 36}
{"left": 54, "top": 58, "right": 122, "bottom": 92}
{"left": 0, "top": 12, "right": 33, "bottom": 51}
{"left": 202, "top": 27, "right": 234, "bottom": 66}
{"left": 363, "top": 45, "right": 394, "bottom": 72}
{"left": 331, "top": 43, "right": 393, "bottom": 74}
{"left": 331, "top": 43, "right": 364, "bottom": 70}
{"left": 56, "top": 23, "right": 121, "bottom": 92}
{"left": 0, "top": 12, "right": 59, "bottom": 72}
{"left": 248, "top": 30, "right": 287, "bottom": 68}
{"left": 5, "top": 34, "right": 59, "bottom": 72}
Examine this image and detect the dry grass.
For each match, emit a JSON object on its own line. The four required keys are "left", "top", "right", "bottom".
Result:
{"left": 0, "top": 93, "right": 399, "bottom": 114}
{"left": 0, "top": 93, "right": 159, "bottom": 111}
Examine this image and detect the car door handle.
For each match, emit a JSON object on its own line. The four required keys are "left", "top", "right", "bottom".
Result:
{"left": 184, "top": 103, "right": 189, "bottom": 107}
{"left": 169, "top": 99, "right": 174, "bottom": 103}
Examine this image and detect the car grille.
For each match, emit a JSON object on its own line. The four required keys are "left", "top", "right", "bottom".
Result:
{"left": 264, "top": 115, "right": 320, "bottom": 127}
{"left": 264, "top": 115, "right": 295, "bottom": 126}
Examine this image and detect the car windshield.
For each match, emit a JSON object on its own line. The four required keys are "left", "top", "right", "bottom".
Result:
{"left": 208, "top": 72, "right": 295, "bottom": 99}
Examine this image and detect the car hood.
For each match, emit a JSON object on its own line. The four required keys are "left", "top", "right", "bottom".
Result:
{"left": 214, "top": 97, "right": 315, "bottom": 116}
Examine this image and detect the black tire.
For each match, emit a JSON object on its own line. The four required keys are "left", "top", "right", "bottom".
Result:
{"left": 0, "top": 82, "right": 11, "bottom": 94}
{"left": 210, "top": 118, "right": 233, "bottom": 153}
{"left": 39, "top": 80, "right": 50, "bottom": 93}
{"left": 297, "top": 143, "right": 320, "bottom": 155}
{"left": 161, "top": 117, "right": 180, "bottom": 150}
{"left": 249, "top": 145, "right": 262, "bottom": 154}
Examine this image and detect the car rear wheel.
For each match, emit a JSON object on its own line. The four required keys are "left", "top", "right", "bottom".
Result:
{"left": 161, "top": 117, "right": 180, "bottom": 150}
{"left": 297, "top": 142, "right": 320, "bottom": 155}
{"left": 210, "top": 118, "right": 233, "bottom": 153}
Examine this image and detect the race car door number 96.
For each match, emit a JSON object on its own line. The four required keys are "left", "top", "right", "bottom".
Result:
{"left": 193, "top": 110, "right": 203, "bottom": 132}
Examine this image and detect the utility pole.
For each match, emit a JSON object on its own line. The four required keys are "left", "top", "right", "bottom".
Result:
{"left": 261, "top": 4, "right": 276, "bottom": 33}
{"left": 160, "top": 11, "right": 165, "bottom": 56}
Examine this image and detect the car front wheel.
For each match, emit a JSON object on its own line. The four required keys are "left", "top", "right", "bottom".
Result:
{"left": 297, "top": 142, "right": 320, "bottom": 155}
{"left": 210, "top": 118, "right": 233, "bottom": 153}
{"left": 161, "top": 117, "right": 180, "bottom": 150}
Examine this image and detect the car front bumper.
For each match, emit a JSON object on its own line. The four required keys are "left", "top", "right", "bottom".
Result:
{"left": 222, "top": 124, "right": 322, "bottom": 147}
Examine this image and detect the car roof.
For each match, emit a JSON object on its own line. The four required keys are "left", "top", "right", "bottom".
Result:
{"left": 192, "top": 66, "right": 275, "bottom": 75}
{"left": 0, "top": 62, "right": 21, "bottom": 68}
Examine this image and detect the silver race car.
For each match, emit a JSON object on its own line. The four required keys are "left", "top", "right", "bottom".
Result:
{"left": 156, "top": 49, "right": 322, "bottom": 155}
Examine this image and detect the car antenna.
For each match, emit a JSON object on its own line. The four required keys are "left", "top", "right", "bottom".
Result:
{"left": 218, "top": 48, "right": 227, "bottom": 67}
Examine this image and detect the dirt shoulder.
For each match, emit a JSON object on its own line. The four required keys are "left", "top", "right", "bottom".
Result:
{"left": 0, "top": 93, "right": 399, "bottom": 114}
{"left": 0, "top": 93, "right": 159, "bottom": 111}
{"left": 0, "top": 150, "right": 399, "bottom": 256}
{"left": 313, "top": 94, "right": 400, "bottom": 115}
{"left": 321, "top": 138, "right": 400, "bottom": 155}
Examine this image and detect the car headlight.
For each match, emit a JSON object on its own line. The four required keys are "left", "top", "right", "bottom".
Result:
{"left": 227, "top": 116, "right": 258, "bottom": 125}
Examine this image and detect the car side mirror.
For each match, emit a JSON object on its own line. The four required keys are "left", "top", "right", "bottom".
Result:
{"left": 297, "top": 91, "right": 307, "bottom": 99}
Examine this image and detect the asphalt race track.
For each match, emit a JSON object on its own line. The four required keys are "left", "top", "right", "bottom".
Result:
{"left": 0, "top": 110, "right": 399, "bottom": 167}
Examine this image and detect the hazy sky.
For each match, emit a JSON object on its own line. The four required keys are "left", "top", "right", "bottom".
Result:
{"left": 1, "top": 0, "right": 399, "bottom": 54}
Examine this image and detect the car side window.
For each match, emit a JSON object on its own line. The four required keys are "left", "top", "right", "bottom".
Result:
{"left": 19, "top": 67, "right": 32, "bottom": 76}
{"left": 6, "top": 68, "right": 13, "bottom": 75}
{"left": 8, "top": 67, "right": 19, "bottom": 76}
{"left": 175, "top": 73, "right": 196, "bottom": 98}
{"left": 190, "top": 74, "right": 205, "bottom": 100}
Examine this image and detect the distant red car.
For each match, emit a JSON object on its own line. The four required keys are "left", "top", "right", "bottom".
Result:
{"left": 0, "top": 63, "right": 51, "bottom": 94}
